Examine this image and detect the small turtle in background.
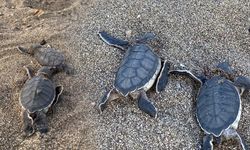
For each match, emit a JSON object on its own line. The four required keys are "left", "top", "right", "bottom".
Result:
{"left": 17, "top": 43, "right": 71, "bottom": 74}
{"left": 170, "top": 62, "right": 250, "bottom": 150}
{"left": 98, "top": 31, "right": 170, "bottom": 118}
{"left": 19, "top": 66, "right": 63, "bottom": 136}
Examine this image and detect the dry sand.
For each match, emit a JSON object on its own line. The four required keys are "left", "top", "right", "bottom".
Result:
{"left": 0, "top": 0, "right": 249, "bottom": 149}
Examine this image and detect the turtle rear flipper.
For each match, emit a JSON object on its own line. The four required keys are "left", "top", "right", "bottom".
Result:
{"left": 98, "top": 88, "right": 119, "bottom": 112}
{"left": 22, "top": 110, "right": 34, "bottom": 137}
{"left": 156, "top": 60, "right": 170, "bottom": 93}
{"left": 34, "top": 111, "right": 48, "bottom": 134}
{"left": 214, "top": 136, "right": 222, "bottom": 145}
{"left": 98, "top": 31, "right": 129, "bottom": 50}
{"left": 203, "top": 134, "right": 213, "bottom": 150}
{"left": 137, "top": 91, "right": 157, "bottom": 118}
{"left": 52, "top": 85, "right": 64, "bottom": 106}
{"left": 48, "top": 85, "right": 64, "bottom": 114}
{"left": 170, "top": 70, "right": 204, "bottom": 84}
{"left": 23, "top": 66, "right": 33, "bottom": 79}
{"left": 224, "top": 128, "right": 249, "bottom": 150}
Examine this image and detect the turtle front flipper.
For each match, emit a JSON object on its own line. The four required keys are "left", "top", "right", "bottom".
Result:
{"left": 98, "top": 88, "right": 120, "bottom": 112}
{"left": 22, "top": 110, "right": 35, "bottom": 137}
{"left": 33, "top": 111, "right": 48, "bottom": 134}
{"left": 137, "top": 91, "right": 157, "bottom": 118}
{"left": 17, "top": 44, "right": 41, "bottom": 55}
{"left": 98, "top": 31, "right": 129, "bottom": 50}
{"left": 156, "top": 60, "right": 170, "bottom": 93}
{"left": 202, "top": 134, "right": 213, "bottom": 150}
{"left": 170, "top": 70, "right": 204, "bottom": 84}
{"left": 17, "top": 46, "right": 29, "bottom": 54}
{"left": 234, "top": 76, "right": 250, "bottom": 94}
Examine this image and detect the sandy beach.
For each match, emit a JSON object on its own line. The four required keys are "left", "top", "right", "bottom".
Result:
{"left": 0, "top": 0, "right": 249, "bottom": 149}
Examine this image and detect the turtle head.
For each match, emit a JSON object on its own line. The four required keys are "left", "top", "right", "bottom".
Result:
{"left": 234, "top": 76, "right": 250, "bottom": 93}
{"left": 37, "top": 66, "right": 58, "bottom": 78}
{"left": 17, "top": 44, "right": 42, "bottom": 55}
{"left": 135, "top": 32, "right": 156, "bottom": 44}
{"left": 215, "top": 61, "right": 236, "bottom": 80}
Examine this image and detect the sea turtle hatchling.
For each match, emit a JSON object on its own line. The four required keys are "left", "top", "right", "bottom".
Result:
{"left": 19, "top": 66, "right": 63, "bottom": 136}
{"left": 98, "top": 31, "right": 171, "bottom": 118}
{"left": 170, "top": 62, "right": 250, "bottom": 150}
{"left": 17, "top": 44, "right": 70, "bottom": 74}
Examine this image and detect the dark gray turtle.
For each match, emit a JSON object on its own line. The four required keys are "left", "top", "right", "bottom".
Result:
{"left": 170, "top": 62, "right": 250, "bottom": 150}
{"left": 98, "top": 31, "right": 170, "bottom": 118}
{"left": 17, "top": 44, "right": 70, "bottom": 74}
{"left": 19, "top": 66, "right": 63, "bottom": 136}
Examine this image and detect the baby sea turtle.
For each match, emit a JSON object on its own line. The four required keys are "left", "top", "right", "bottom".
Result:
{"left": 98, "top": 31, "right": 170, "bottom": 118}
{"left": 171, "top": 62, "right": 250, "bottom": 150}
{"left": 17, "top": 44, "right": 70, "bottom": 74}
{"left": 19, "top": 66, "right": 63, "bottom": 136}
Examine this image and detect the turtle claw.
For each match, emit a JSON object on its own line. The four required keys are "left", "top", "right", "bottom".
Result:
{"left": 138, "top": 91, "right": 157, "bottom": 118}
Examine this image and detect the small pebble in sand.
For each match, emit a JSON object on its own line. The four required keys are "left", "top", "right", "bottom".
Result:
{"left": 125, "top": 30, "right": 132, "bottom": 38}
{"left": 91, "top": 102, "right": 96, "bottom": 106}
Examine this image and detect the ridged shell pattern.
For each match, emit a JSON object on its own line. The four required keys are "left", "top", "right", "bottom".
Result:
{"left": 20, "top": 76, "right": 55, "bottom": 113}
{"left": 114, "top": 44, "right": 160, "bottom": 96}
{"left": 34, "top": 48, "right": 64, "bottom": 66}
{"left": 197, "top": 76, "right": 240, "bottom": 136}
